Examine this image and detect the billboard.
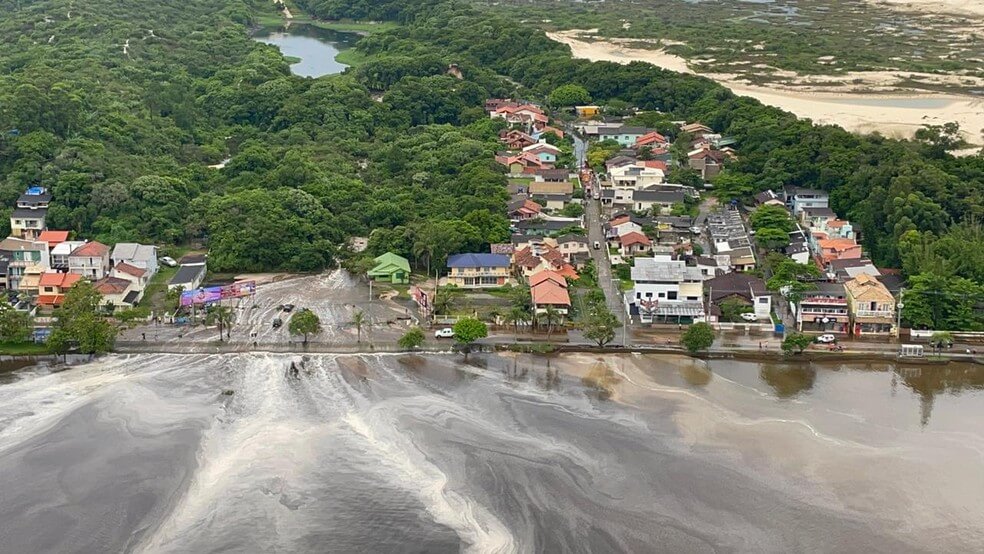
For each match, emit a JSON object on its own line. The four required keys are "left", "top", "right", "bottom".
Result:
{"left": 180, "top": 281, "right": 256, "bottom": 307}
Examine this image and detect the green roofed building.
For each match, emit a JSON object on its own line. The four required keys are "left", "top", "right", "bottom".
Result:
{"left": 368, "top": 252, "right": 411, "bottom": 284}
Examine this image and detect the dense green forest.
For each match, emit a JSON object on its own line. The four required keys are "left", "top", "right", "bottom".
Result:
{"left": 2, "top": 0, "right": 982, "bottom": 325}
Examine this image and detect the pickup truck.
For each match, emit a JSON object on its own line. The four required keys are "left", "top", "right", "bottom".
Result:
{"left": 434, "top": 328, "right": 454, "bottom": 339}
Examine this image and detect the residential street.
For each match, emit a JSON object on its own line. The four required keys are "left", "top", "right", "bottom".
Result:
{"left": 585, "top": 188, "right": 626, "bottom": 325}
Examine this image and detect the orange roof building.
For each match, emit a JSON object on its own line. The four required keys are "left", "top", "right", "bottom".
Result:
{"left": 38, "top": 230, "right": 70, "bottom": 248}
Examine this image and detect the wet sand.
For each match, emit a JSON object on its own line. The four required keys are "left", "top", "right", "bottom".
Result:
{"left": 549, "top": 30, "right": 984, "bottom": 145}
{"left": 0, "top": 353, "right": 982, "bottom": 552}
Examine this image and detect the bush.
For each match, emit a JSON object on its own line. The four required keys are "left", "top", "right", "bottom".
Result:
{"left": 681, "top": 322, "right": 714, "bottom": 353}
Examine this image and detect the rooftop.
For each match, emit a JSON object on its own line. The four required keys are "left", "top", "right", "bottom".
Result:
{"left": 631, "top": 256, "right": 703, "bottom": 283}
{"left": 447, "top": 253, "right": 511, "bottom": 268}
{"left": 70, "top": 241, "right": 110, "bottom": 257}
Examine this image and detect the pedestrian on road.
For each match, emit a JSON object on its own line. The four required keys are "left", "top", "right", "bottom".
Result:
{"left": 142, "top": 333, "right": 146, "bottom": 341}
{"left": 758, "top": 341, "right": 762, "bottom": 350}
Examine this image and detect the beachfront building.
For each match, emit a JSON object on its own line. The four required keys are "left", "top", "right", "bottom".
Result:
{"left": 630, "top": 255, "right": 705, "bottom": 324}
{"left": 844, "top": 274, "right": 897, "bottom": 337}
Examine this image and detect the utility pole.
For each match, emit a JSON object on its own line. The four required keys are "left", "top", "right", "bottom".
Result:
{"left": 895, "top": 287, "right": 905, "bottom": 339}
{"left": 367, "top": 275, "right": 373, "bottom": 349}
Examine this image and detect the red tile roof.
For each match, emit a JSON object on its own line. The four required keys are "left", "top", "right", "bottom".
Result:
{"left": 530, "top": 270, "right": 567, "bottom": 288}
{"left": 531, "top": 280, "right": 571, "bottom": 307}
{"left": 38, "top": 230, "right": 69, "bottom": 247}
{"left": 38, "top": 272, "right": 81, "bottom": 288}
{"left": 93, "top": 276, "right": 131, "bottom": 295}
{"left": 70, "top": 241, "right": 110, "bottom": 257}
{"left": 619, "top": 231, "right": 652, "bottom": 247}
{"left": 114, "top": 262, "right": 146, "bottom": 278}
{"left": 37, "top": 294, "right": 66, "bottom": 306}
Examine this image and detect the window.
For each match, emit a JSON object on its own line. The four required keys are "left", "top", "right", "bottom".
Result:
{"left": 758, "top": 297, "right": 768, "bottom": 304}
{"left": 658, "top": 292, "right": 665, "bottom": 298}
{"left": 667, "top": 291, "right": 678, "bottom": 300}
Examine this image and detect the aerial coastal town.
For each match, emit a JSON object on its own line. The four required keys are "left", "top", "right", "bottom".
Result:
{"left": 1, "top": 97, "right": 971, "bottom": 359}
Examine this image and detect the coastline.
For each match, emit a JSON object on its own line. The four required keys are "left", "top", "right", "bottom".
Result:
{"left": 548, "top": 30, "right": 984, "bottom": 145}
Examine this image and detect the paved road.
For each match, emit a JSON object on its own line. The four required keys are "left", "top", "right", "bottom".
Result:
{"left": 585, "top": 190, "right": 627, "bottom": 327}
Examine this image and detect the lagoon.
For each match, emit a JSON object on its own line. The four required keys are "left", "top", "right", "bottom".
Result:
{"left": 253, "top": 24, "right": 359, "bottom": 77}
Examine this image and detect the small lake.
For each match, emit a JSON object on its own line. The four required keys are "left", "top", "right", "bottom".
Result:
{"left": 253, "top": 24, "right": 360, "bottom": 77}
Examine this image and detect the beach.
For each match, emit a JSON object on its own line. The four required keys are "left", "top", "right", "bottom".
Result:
{"left": 548, "top": 30, "right": 984, "bottom": 145}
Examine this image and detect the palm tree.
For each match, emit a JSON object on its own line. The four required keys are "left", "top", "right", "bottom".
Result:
{"left": 206, "top": 305, "right": 233, "bottom": 342}
{"left": 352, "top": 309, "right": 366, "bottom": 343}
{"left": 541, "top": 305, "right": 562, "bottom": 340}
{"left": 506, "top": 306, "right": 528, "bottom": 334}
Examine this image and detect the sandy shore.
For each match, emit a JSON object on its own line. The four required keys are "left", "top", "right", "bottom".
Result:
{"left": 870, "top": 0, "right": 984, "bottom": 17}
{"left": 548, "top": 30, "right": 984, "bottom": 145}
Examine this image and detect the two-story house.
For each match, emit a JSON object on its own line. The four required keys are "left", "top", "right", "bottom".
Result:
{"left": 598, "top": 126, "right": 652, "bottom": 147}
{"left": 630, "top": 255, "right": 706, "bottom": 324}
{"left": 844, "top": 273, "right": 897, "bottom": 336}
{"left": 10, "top": 186, "right": 51, "bottom": 240}
{"left": 50, "top": 240, "right": 85, "bottom": 270}
{"left": 794, "top": 282, "right": 850, "bottom": 334}
{"left": 521, "top": 140, "right": 561, "bottom": 164}
{"left": 704, "top": 272, "right": 772, "bottom": 321}
{"left": 68, "top": 241, "right": 111, "bottom": 280}
{"left": 111, "top": 262, "right": 150, "bottom": 293}
{"left": 783, "top": 186, "right": 830, "bottom": 216}
{"left": 111, "top": 243, "right": 159, "bottom": 279}
{"left": 609, "top": 164, "right": 665, "bottom": 190}
{"left": 446, "top": 253, "right": 512, "bottom": 288}
{"left": 0, "top": 237, "right": 51, "bottom": 291}
{"left": 37, "top": 271, "right": 82, "bottom": 309}
{"left": 530, "top": 269, "right": 571, "bottom": 317}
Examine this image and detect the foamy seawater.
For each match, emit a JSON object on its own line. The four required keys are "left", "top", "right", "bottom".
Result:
{"left": 0, "top": 353, "right": 982, "bottom": 553}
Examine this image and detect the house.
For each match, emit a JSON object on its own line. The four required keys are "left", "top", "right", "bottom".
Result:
{"left": 500, "top": 129, "right": 536, "bottom": 149}
{"left": 609, "top": 164, "right": 665, "bottom": 190}
{"left": 635, "top": 131, "right": 669, "bottom": 148}
{"left": 68, "top": 241, "right": 110, "bottom": 280}
{"left": 168, "top": 264, "right": 207, "bottom": 292}
{"left": 507, "top": 199, "right": 542, "bottom": 221}
{"left": 37, "top": 272, "right": 82, "bottom": 309}
{"left": 50, "top": 240, "right": 85, "bottom": 271}
{"left": 522, "top": 140, "right": 561, "bottom": 164}
{"left": 680, "top": 122, "right": 713, "bottom": 136}
{"left": 631, "top": 187, "right": 685, "bottom": 214}
{"left": 530, "top": 269, "right": 571, "bottom": 316}
{"left": 531, "top": 193, "right": 572, "bottom": 211}
{"left": 688, "top": 148, "right": 727, "bottom": 180}
{"left": 605, "top": 155, "right": 638, "bottom": 172}
{"left": 793, "top": 282, "right": 849, "bottom": 335}
{"left": 827, "top": 258, "right": 880, "bottom": 282}
{"left": 753, "top": 190, "right": 785, "bottom": 207}
{"left": 38, "top": 230, "right": 69, "bottom": 250}
{"left": 723, "top": 246, "right": 757, "bottom": 272}
{"left": 513, "top": 243, "right": 579, "bottom": 280}
{"left": 704, "top": 272, "right": 771, "bottom": 321}
{"left": 496, "top": 151, "right": 551, "bottom": 174}
{"left": 546, "top": 234, "right": 590, "bottom": 262}
{"left": 598, "top": 126, "right": 652, "bottom": 147}
{"left": 618, "top": 231, "right": 653, "bottom": 256}
{"left": 446, "top": 253, "right": 512, "bottom": 288}
{"left": 111, "top": 243, "right": 159, "bottom": 278}
{"left": 112, "top": 262, "right": 150, "bottom": 292}
{"left": 575, "top": 105, "right": 601, "bottom": 118}
{"left": 784, "top": 229, "right": 812, "bottom": 264}
{"left": 528, "top": 180, "right": 574, "bottom": 196}
{"left": 532, "top": 123, "right": 564, "bottom": 140}
{"left": 630, "top": 255, "right": 706, "bottom": 323}
{"left": 491, "top": 104, "right": 548, "bottom": 125}
{"left": 844, "top": 273, "right": 897, "bottom": 336}
{"left": 784, "top": 186, "right": 830, "bottom": 216}
{"left": 93, "top": 276, "right": 140, "bottom": 310}
{"left": 10, "top": 208, "right": 47, "bottom": 240}
{"left": 17, "top": 186, "right": 51, "bottom": 210}
{"left": 367, "top": 252, "right": 411, "bottom": 284}
{"left": 532, "top": 168, "right": 571, "bottom": 183}
{"left": 799, "top": 207, "right": 837, "bottom": 228}
{"left": 815, "top": 238, "right": 862, "bottom": 265}
{"left": 692, "top": 255, "right": 731, "bottom": 280}
{"left": 0, "top": 236, "right": 50, "bottom": 291}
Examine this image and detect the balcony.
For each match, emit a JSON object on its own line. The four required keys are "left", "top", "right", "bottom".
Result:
{"left": 854, "top": 309, "right": 894, "bottom": 319}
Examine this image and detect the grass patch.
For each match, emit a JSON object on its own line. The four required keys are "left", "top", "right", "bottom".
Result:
{"left": 334, "top": 48, "right": 376, "bottom": 67}
{"left": 303, "top": 20, "right": 398, "bottom": 33}
{"left": 0, "top": 342, "right": 49, "bottom": 355}
{"left": 140, "top": 265, "right": 179, "bottom": 313}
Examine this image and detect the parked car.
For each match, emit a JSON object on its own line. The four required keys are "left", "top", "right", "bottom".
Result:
{"left": 282, "top": 304, "right": 295, "bottom": 312}
{"left": 160, "top": 256, "right": 178, "bottom": 267}
{"left": 434, "top": 328, "right": 454, "bottom": 339}
{"left": 816, "top": 334, "right": 837, "bottom": 344}
{"left": 593, "top": 241, "right": 601, "bottom": 250}
{"left": 272, "top": 318, "right": 283, "bottom": 329}
{"left": 739, "top": 312, "right": 758, "bottom": 321}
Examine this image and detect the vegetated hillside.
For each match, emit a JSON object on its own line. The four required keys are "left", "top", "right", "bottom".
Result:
{"left": 2, "top": 0, "right": 982, "bottom": 326}
{"left": 0, "top": 0, "right": 513, "bottom": 272}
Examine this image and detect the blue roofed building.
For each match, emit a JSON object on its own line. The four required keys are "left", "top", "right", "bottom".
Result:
{"left": 446, "top": 253, "right": 512, "bottom": 288}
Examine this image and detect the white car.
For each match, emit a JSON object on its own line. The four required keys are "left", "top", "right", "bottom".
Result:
{"left": 434, "top": 328, "right": 455, "bottom": 339}
{"left": 816, "top": 334, "right": 837, "bottom": 344}
{"left": 739, "top": 312, "right": 758, "bottom": 321}
{"left": 160, "top": 256, "right": 178, "bottom": 267}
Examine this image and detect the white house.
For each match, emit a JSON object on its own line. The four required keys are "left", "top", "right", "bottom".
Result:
{"left": 111, "top": 243, "right": 159, "bottom": 279}
{"left": 51, "top": 240, "right": 85, "bottom": 269}
{"left": 630, "top": 255, "right": 706, "bottom": 323}
{"left": 609, "top": 164, "right": 665, "bottom": 190}
{"left": 68, "top": 241, "right": 111, "bottom": 280}
{"left": 705, "top": 272, "right": 772, "bottom": 321}
{"left": 783, "top": 186, "right": 830, "bottom": 216}
{"left": 168, "top": 264, "right": 207, "bottom": 292}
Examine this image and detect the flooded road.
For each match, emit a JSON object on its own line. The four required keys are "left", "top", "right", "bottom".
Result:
{"left": 0, "top": 353, "right": 982, "bottom": 552}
